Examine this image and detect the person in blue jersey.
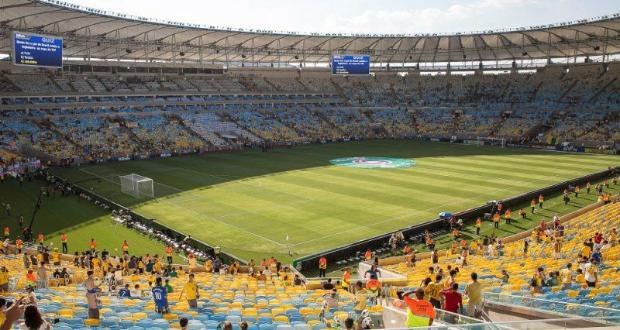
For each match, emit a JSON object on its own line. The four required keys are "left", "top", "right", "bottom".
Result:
{"left": 152, "top": 277, "right": 169, "bottom": 314}
{"left": 118, "top": 284, "right": 131, "bottom": 298}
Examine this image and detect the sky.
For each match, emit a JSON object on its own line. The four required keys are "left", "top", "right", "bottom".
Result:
{"left": 62, "top": 0, "right": 620, "bottom": 35}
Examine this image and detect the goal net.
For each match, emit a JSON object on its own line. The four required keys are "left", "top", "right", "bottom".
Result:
{"left": 477, "top": 137, "right": 506, "bottom": 148}
{"left": 120, "top": 174, "right": 154, "bottom": 198}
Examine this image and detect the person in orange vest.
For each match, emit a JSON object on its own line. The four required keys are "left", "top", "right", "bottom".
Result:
{"left": 530, "top": 199, "right": 537, "bottom": 214}
{"left": 450, "top": 241, "right": 458, "bottom": 255}
{"left": 504, "top": 209, "right": 512, "bottom": 225}
{"left": 37, "top": 232, "right": 44, "bottom": 244}
{"left": 475, "top": 217, "right": 482, "bottom": 235}
{"left": 425, "top": 236, "right": 434, "bottom": 250}
{"left": 15, "top": 238, "right": 23, "bottom": 254}
{"left": 492, "top": 212, "right": 500, "bottom": 229}
{"left": 451, "top": 228, "right": 460, "bottom": 239}
{"left": 60, "top": 232, "right": 68, "bottom": 254}
{"left": 3, "top": 226, "right": 9, "bottom": 239}
{"left": 403, "top": 245, "right": 412, "bottom": 255}
{"left": 342, "top": 267, "right": 351, "bottom": 292}
{"left": 364, "top": 249, "right": 373, "bottom": 261}
{"left": 89, "top": 238, "right": 96, "bottom": 253}
{"left": 366, "top": 277, "right": 382, "bottom": 304}
{"left": 121, "top": 240, "right": 129, "bottom": 255}
{"left": 538, "top": 194, "right": 545, "bottom": 208}
{"left": 165, "top": 245, "right": 174, "bottom": 264}
{"left": 318, "top": 256, "right": 327, "bottom": 278}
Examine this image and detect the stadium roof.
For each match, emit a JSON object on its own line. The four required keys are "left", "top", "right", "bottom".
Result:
{"left": 2, "top": 0, "right": 620, "bottom": 66}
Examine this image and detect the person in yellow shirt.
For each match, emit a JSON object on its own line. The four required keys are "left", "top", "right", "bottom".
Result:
{"left": 428, "top": 275, "right": 443, "bottom": 308}
{"left": 353, "top": 281, "right": 367, "bottom": 313}
{"left": 581, "top": 243, "right": 592, "bottom": 259}
{"left": 153, "top": 259, "right": 162, "bottom": 274}
{"left": 130, "top": 271, "right": 139, "bottom": 282}
{"left": 91, "top": 256, "right": 101, "bottom": 270}
{"left": 0, "top": 266, "right": 9, "bottom": 292}
{"left": 560, "top": 263, "right": 573, "bottom": 289}
{"left": 52, "top": 249, "right": 61, "bottom": 266}
{"left": 475, "top": 217, "right": 481, "bottom": 235}
{"left": 180, "top": 273, "right": 199, "bottom": 309}
{"left": 469, "top": 241, "right": 478, "bottom": 256}
{"left": 465, "top": 273, "right": 483, "bottom": 318}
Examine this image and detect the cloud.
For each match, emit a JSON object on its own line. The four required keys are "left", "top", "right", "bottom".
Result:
{"left": 319, "top": 0, "right": 545, "bottom": 34}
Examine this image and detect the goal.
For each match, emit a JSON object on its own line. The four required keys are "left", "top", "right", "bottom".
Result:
{"left": 120, "top": 174, "right": 154, "bottom": 198}
{"left": 477, "top": 137, "right": 506, "bottom": 148}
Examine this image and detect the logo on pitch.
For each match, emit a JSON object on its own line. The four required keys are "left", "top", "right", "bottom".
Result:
{"left": 330, "top": 157, "right": 414, "bottom": 169}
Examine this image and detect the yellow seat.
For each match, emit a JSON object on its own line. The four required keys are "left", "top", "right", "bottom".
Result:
{"left": 164, "top": 313, "right": 179, "bottom": 321}
{"left": 84, "top": 319, "right": 100, "bottom": 326}
{"left": 274, "top": 315, "right": 289, "bottom": 323}
{"left": 132, "top": 312, "right": 148, "bottom": 320}
{"left": 58, "top": 309, "right": 73, "bottom": 318}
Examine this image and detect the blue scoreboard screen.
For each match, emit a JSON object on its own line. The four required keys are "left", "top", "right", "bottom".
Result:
{"left": 13, "top": 31, "right": 63, "bottom": 68}
{"left": 331, "top": 55, "right": 370, "bottom": 75}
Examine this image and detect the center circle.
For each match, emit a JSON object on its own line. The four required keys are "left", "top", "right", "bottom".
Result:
{"left": 330, "top": 157, "right": 415, "bottom": 169}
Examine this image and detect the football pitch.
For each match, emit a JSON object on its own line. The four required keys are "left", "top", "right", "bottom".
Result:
{"left": 50, "top": 140, "right": 619, "bottom": 262}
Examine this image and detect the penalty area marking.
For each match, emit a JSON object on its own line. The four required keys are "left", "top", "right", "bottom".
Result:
{"left": 77, "top": 168, "right": 287, "bottom": 248}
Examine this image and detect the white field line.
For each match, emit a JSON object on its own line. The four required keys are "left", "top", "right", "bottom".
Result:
{"left": 290, "top": 172, "right": 566, "bottom": 248}
{"left": 79, "top": 167, "right": 184, "bottom": 193}
{"left": 78, "top": 164, "right": 574, "bottom": 251}
{"left": 77, "top": 168, "right": 287, "bottom": 247}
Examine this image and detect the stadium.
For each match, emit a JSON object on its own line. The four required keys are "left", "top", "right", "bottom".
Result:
{"left": 0, "top": 0, "right": 620, "bottom": 328}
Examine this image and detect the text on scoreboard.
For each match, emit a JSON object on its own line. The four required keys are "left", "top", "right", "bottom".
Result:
{"left": 331, "top": 55, "right": 370, "bottom": 75}
{"left": 13, "top": 31, "right": 63, "bottom": 68}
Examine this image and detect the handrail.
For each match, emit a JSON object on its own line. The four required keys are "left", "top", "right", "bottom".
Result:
{"left": 386, "top": 316, "right": 620, "bottom": 329}
{"left": 484, "top": 292, "right": 620, "bottom": 318}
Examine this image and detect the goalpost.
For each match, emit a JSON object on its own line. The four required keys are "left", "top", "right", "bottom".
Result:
{"left": 120, "top": 174, "right": 155, "bottom": 198}
{"left": 476, "top": 136, "right": 506, "bottom": 148}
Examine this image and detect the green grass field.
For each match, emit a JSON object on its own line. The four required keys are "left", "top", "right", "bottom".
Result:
{"left": 39, "top": 140, "right": 618, "bottom": 263}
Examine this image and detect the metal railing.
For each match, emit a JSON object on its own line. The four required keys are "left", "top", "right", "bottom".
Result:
{"left": 484, "top": 292, "right": 620, "bottom": 320}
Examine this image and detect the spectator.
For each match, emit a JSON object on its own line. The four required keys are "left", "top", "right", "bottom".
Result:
{"left": 442, "top": 283, "right": 463, "bottom": 316}
{"left": 344, "top": 317, "right": 355, "bottom": 330}
{"left": 179, "top": 317, "right": 189, "bottom": 330}
{"left": 21, "top": 304, "right": 50, "bottom": 330}
{"left": 353, "top": 281, "right": 367, "bottom": 314}
{"left": 85, "top": 270, "right": 101, "bottom": 319}
{"left": 118, "top": 284, "right": 130, "bottom": 298}
{"left": 402, "top": 288, "right": 436, "bottom": 327}
{"left": 322, "top": 278, "right": 334, "bottom": 290}
{"left": 465, "top": 272, "right": 483, "bottom": 318}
